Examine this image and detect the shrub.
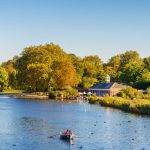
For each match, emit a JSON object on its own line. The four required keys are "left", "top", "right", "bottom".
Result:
{"left": 49, "top": 88, "right": 79, "bottom": 99}
{"left": 116, "top": 86, "right": 143, "bottom": 99}
{"left": 147, "top": 87, "right": 150, "bottom": 94}
{"left": 49, "top": 90, "right": 63, "bottom": 98}
{"left": 65, "top": 88, "right": 79, "bottom": 96}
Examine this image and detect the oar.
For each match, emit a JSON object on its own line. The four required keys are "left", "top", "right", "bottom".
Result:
{"left": 48, "top": 133, "right": 60, "bottom": 138}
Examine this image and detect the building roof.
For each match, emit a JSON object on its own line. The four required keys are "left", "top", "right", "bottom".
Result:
{"left": 90, "top": 82, "right": 115, "bottom": 89}
{"left": 89, "top": 82, "right": 127, "bottom": 90}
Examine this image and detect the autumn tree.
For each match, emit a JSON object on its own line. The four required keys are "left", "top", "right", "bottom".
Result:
{"left": 51, "top": 56, "right": 79, "bottom": 89}
{"left": 68, "top": 53, "right": 84, "bottom": 84}
{"left": 15, "top": 43, "right": 78, "bottom": 91}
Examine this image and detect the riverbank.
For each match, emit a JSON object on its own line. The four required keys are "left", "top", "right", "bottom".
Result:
{"left": 0, "top": 92, "right": 49, "bottom": 100}
{"left": 89, "top": 96, "right": 150, "bottom": 115}
{"left": 0, "top": 92, "right": 83, "bottom": 103}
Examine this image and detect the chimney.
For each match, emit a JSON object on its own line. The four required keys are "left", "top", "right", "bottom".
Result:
{"left": 105, "top": 74, "right": 110, "bottom": 83}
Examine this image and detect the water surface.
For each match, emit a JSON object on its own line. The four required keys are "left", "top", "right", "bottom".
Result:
{"left": 0, "top": 95, "right": 149, "bottom": 150}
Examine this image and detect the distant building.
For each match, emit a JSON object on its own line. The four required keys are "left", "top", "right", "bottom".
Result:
{"left": 88, "top": 75, "right": 127, "bottom": 97}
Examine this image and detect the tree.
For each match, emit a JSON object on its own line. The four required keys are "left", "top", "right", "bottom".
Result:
{"left": 1, "top": 56, "right": 18, "bottom": 89}
{"left": 119, "top": 63, "right": 143, "bottom": 85}
{"left": 140, "top": 69, "right": 150, "bottom": 81}
{"left": 120, "top": 50, "right": 142, "bottom": 68}
{"left": 26, "top": 63, "right": 50, "bottom": 92}
{"left": 15, "top": 45, "right": 52, "bottom": 88}
{"left": 82, "top": 77, "right": 98, "bottom": 89}
{"left": 81, "top": 55, "right": 103, "bottom": 89}
{"left": 143, "top": 57, "right": 150, "bottom": 71}
{"left": 15, "top": 43, "right": 79, "bottom": 91}
{"left": 105, "top": 55, "right": 121, "bottom": 81}
{"left": 133, "top": 81, "right": 150, "bottom": 90}
{"left": 45, "top": 43, "right": 66, "bottom": 61}
{"left": 82, "top": 55, "right": 103, "bottom": 77}
{"left": 68, "top": 53, "right": 84, "bottom": 84}
{"left": 133, "top": 69, "right": 150, "bottom": 90}
{"left": 119, "top": 51, "right": 144, "bottom": 85}
{"left": 96, "top": 69, "right": 106, "bottom": 82}
{"left": 51, "top": 57, "right": 79, "bottom": 89}
{"left": 0, "top": 67, "right": 8, "bottom": 92}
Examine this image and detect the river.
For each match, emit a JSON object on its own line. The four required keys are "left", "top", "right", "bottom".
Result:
{"left": 0, "top": 95, "right": 149, "bottom": 150}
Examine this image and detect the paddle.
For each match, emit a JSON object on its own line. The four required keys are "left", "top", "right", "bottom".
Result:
{"left": 48, "top": 133, "right": 60, "bottom": 138}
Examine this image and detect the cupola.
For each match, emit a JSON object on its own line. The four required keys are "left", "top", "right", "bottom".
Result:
{"left": 105, "top": 74, "right": 110, "bottom": 83}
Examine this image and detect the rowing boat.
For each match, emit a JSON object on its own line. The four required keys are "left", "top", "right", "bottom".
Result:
{"left": 60, "top": 132, "right": 74, "bottom": 140}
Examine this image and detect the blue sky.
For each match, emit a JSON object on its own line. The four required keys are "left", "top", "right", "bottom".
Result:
{"left": 0, "top": 0, "right": 150, "bottom": 63}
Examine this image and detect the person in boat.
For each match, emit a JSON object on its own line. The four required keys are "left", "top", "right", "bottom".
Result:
{"left": 63, "top": 130, "right": 72, "bottom": 135}
{"left": 68, "top": 130, "right": 72, "bottom": 134}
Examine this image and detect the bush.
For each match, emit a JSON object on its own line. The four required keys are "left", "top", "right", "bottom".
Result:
{"left": 65, "top": 88, "right": 79, "bottom": 96}
{"left": 49, "top": 88, "right": 79, "bottom": 99}
{"left": 116, "top": 86, "right": 143, "bottom": 99}
{"left": 147, "top": 87, "right": 150, "bottom": 94}
{"left": 49, "top": 90, "right": 63, "bottom": 99}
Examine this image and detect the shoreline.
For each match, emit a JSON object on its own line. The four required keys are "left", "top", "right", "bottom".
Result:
{"left": 0, "top": 92, "right": 82, "bottom": 103}
{"left": 1, "top": 92, "right": 49, "bottom": 100}
{"left": 1, "top": 93, "right": 150, "bottom": 115}
{"left": 89, "top": 96, "right": 150, "bottom": 115}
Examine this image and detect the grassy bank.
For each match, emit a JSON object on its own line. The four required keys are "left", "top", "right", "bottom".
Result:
{"left": 89, "top": 96, "right": 150, "bottom": 115}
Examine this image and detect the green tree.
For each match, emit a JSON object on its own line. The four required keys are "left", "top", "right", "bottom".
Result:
{"left": 119, "top": 50, "right": 144, "bottom": 85}
{"left": 105, "top": 55, "right": 121, "bottom": 81}
{"left": 1, "top": 56, "right": 18, "bottom": 89}
{"left": 0, "top": 67, "right": 8, "bottom": 92}
{"left": 119, "top": 63, "right": 143, "bottom": 85}
{"left": 133, "top": 69, "right": 150, "bottom": 90}
{"left": 26, "top": 63, "right": 50, "bottom": 92}
{"left": 82, "top": 77, "right": 98, "bottom": 89}
{"left": 143, "top": 57, "right": 150, "bottom": 71}
{"left": 120, "top": 50, "right": 142, "bottom": 67}
{"left": 81, "top": 55, "right": 103, "bottom": 89}
{"left": 15, "top": 45, "right": 52, "bottom": 89}
{"left": 83, "top": 55, "right": 103, "bottom": 77}
{"left": 140, "top": 69, "right": 150, "bottom": 81}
